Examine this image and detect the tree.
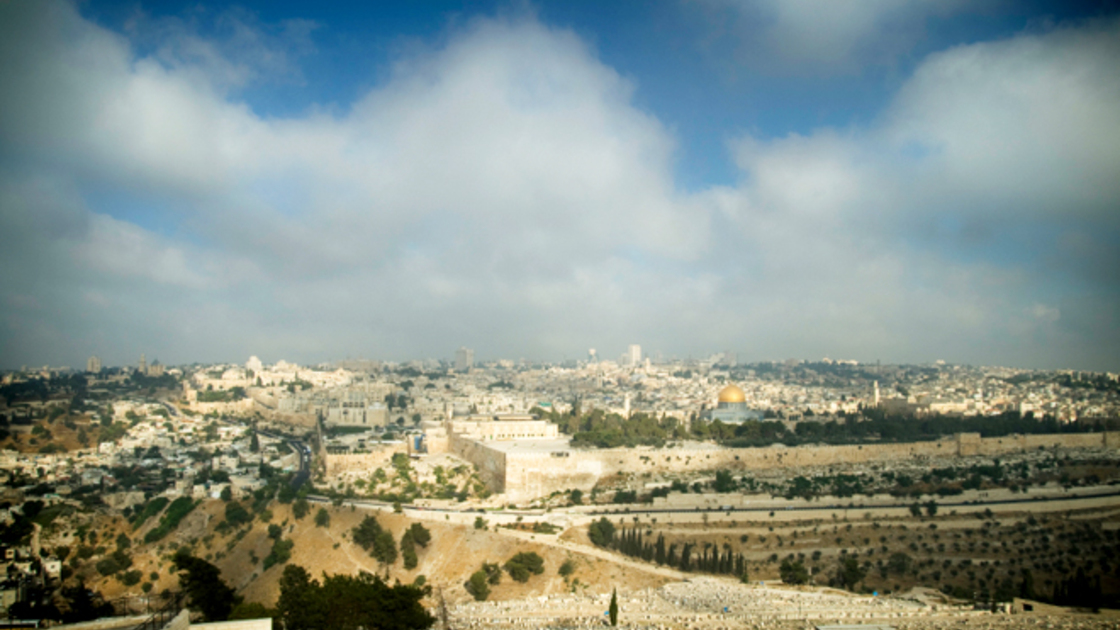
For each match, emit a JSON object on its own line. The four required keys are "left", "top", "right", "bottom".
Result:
{"left": 924, "top": 500, "right": 938, "bottom": 517}
{"left": 570, "top": 489, "right": 583, "bottom": 505}
{"left": 504, "top": 552, "right": 544, "bottom": 583}
{"left": 909, "top": 502, "right": 922, "bottom": 517}
{"left": 559, "top": 559, "right": 575, "bottom": 578}
{"left": 373, "top": 531, "right": 398, "bottom": 568}
{"left": 268, "top": 523, "right": 283, "bottom": 540}
{"left": 220, "top": 486, "right": 233, "bottom": 502}
{"left": 353, "top": 515, "right": 384, "bottom": 550}
{"left": 224, "top": 501, "right": 252, "bottom": 527}
{"left": 315, "top": 508, "right": 330, "bottom": 528}
{"left": 780, "top": 559, "right": 809, "bottom": 585}
{"left": 250, "top": 431, "right": 260, "bottom": 453}
{"left": 401, "top": 530, "right": 418, "bottom": 570}
{"left": 173, "top": 552, "right": 239, "bottom": 622}
{"left": 887, "top": 552, "right": 912, "bottom": 576}
{"left": 408, "top": 523, "right": 431, "bottom": 547}
{"left": 609, "top": 588, "right": 619, "bottom": 627}
{"left": 588, "top": 517, "right": 615, "bottom": 548}
{"left": 293, "top": 497, "right": 310, "bottom": 519}
{"left": 278, "top": 564, "right": 433, "bottom": 630}
{"left": 467, "top": 570, "right": 490, "bottom": 601}
{"left": 836, "top": 556, "right": 866, "bottom": 591}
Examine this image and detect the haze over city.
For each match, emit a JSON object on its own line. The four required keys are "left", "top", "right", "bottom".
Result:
{"left": 2, "top": 0, "right": 1119, "bottom": 371}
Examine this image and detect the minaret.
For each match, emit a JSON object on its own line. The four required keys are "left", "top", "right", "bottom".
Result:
{"left": 873, "top": 381, "right": 880, "bottom": 406}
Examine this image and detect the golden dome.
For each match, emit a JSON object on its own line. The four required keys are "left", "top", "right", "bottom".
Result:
{"left": 717, "top": 384, "right": 746, "bottom": 404}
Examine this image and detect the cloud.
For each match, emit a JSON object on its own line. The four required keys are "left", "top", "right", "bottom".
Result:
{"left": 693, "top": 0, "right": 970, "bottom": 75}
{"left": 0, "top": 1, "right": 1117, "bottom": 370}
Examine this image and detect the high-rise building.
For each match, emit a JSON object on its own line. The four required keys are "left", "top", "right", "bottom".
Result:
{"left": 455, "top": 347, "right": 474, "bottom": 371}
{"left": 588, "top": 348, "right": 597, "bottom": 363}
{"left": 86, "top": 356, "right": 101, "bottom": 373}
{"left": 627, "top": 344, "right": 641, "bottom": 367}
{"left": 139, "top": 353, "right": 147, "bottom": 375}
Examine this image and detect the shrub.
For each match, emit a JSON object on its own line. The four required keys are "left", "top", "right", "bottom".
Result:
{"left": 467, "top": 570, "right": 490, "bottom": 601}
{"left": 559, "top": 559, "right": 575, "bottom": 578}
{"left": 588, "top": 518, "right": 615, "bottom": 547}
{"left": 504, "top": 552, "right": 544, "bottom": 583}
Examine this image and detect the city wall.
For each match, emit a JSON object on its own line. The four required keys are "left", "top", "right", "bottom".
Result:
{"left": 490, "top": 431, "right": 1120, "bottom": 503}
{"left": 324, "top": 443, "right": 408, "bottom": 477}
{"left": 450, "top": 433, "right": 507, "bottom": 493}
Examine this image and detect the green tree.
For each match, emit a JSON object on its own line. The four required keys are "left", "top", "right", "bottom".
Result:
{"left": 837, "top": 556, "right": 866, "bottom": 591}
{"left": 466, "top": 570, "right": 490, "bottom": 601}
{"left": 924, "top": 500, "right": 938, "bottom": 517}
{"left": 224, "top": 501, "right": 252, "bottom": 527}
{"left": 588, "top": 517, "right": 615, "bottom": 547}
{"left": 887, "top": 552, "right": 912, "bottom": 576}
{"left": 401, "top": 530, "right": 418, "bottom": 570}
{"left": 314, "top": 508, "right": 330, "bottom": 528}
{"left": 173, "top": 552, "right": 240, "bottom": 621}
{"left": 372, "top": 531, "right": 397, "bottom": 568}
{"left": 408, "top": 523, "right": 431, "bottom": 547}
{"left": 559, "top": 559, "right": 575, "bottom": 578}
{"left": 277, "top": 564, "right": 433, "bottom": 630}
{"left": 504, "top": 552, "right": 544, "bottom": 583}
{"left": 292, "top": 497, "right": 310, "bottom": 520}
{"left": 609, "top": 588, "right": 618, "bottom": 626}
{"left": 780, "top": 559, "right": 808, "bottom": 585}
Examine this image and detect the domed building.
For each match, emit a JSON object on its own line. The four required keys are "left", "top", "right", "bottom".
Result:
{"left": 704, "top": 383, "right": 764, "bottom": 423}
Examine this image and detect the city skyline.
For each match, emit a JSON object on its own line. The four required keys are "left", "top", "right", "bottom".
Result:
{"left": 2, "top": 1, "right": 1119, "bottom": 372}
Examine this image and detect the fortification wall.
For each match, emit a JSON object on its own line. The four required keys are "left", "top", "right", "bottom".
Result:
{"left": 450, "top": 433, "right": 507, "bottom": 493}
{"left": 498, "top": 431, "right": 1120, "bottom": 502}
{"left": 324, "top": 443, "right": 407, "bottom": 477}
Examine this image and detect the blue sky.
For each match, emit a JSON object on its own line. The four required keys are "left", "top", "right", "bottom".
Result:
{"left": 1, "top": 0, "right": 1119, "bottom": 370}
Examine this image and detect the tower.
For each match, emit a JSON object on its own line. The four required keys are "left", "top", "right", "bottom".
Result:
{"left": 86, "top": 356, "right": 101, "bottom": 373}
{"left": 588, "top": 348, "right": 597, "bottom": 363}
{"left": 139, "top": 353, "right": 147, "bottom": 376}
{"left": 455, "top": 347, "right": 474, "bottom": 371}
{"left": 627, "top": 344, "right": 641, "bottom": 367}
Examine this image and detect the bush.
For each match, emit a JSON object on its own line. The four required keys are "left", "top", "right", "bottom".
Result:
{"left": 779, "top": 559, "right": 808, "bottom": 585}
{"left": 120, "top": 569, "right": 143, "bottom": 586}
{"left": 144, "top": 497, "right": 198, "bottom": 544}
{"left": 400, "top": 530, "right": 418, "bottom": 570}
{"left": 292, "top": 498, "right": 310, "bottom": 520}
{"left": 351, "top": 515, "right": 382, "bottom": 550}
{"left": 559, "top": 559, "right": 575, "bottom": 578}
{"left": 263, "top": 539, "right": 294, "bottom": 570}
{"left": 588, "top": 518, "right": 615, "bottom": 547}
{"left": 465, "top": 570, "right": 489, "bottom": 601}
{"left": 504, "top": 552, "right": 544, "bottom": 583}
{"left": 408, "top": 523, "right": 431, "bottom": 547}
{"left": 224, "top": 501, "right": 252, "bottom": 528}
{"left": 132, "top": 497, "right": 170, "bottom": 528}
{"left": 96, "top": 557, "right": 121, "bottom": 576}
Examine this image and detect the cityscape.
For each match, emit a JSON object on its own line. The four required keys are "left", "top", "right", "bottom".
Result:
{"left": 2, "top": 0, "right": 1120, "bottom": 629}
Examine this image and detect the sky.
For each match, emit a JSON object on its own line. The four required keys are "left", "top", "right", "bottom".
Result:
{"left": 1, "top": 1, "right": 1119, "bottom": 371}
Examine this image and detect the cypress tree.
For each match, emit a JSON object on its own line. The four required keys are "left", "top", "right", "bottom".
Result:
{"left": 609, "top": 588, "right": 618, "bottom": 627}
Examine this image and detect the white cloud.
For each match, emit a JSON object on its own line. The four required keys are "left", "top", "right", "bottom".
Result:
{"left": 0, "top": 1, "right": 1117, "bottom": 370}
{"left": 694, "top": 0, "right": 969, "bottom": 74}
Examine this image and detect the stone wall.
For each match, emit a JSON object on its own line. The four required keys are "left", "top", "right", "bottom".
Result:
{"left": 324, "top": 443, "right": 408, "bottom": 477}
{"left": 449, "top": 433, "right": 507, "bottom": 492}
{"left": 490, "top": 431, "right": 1120, "bottom": 503}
